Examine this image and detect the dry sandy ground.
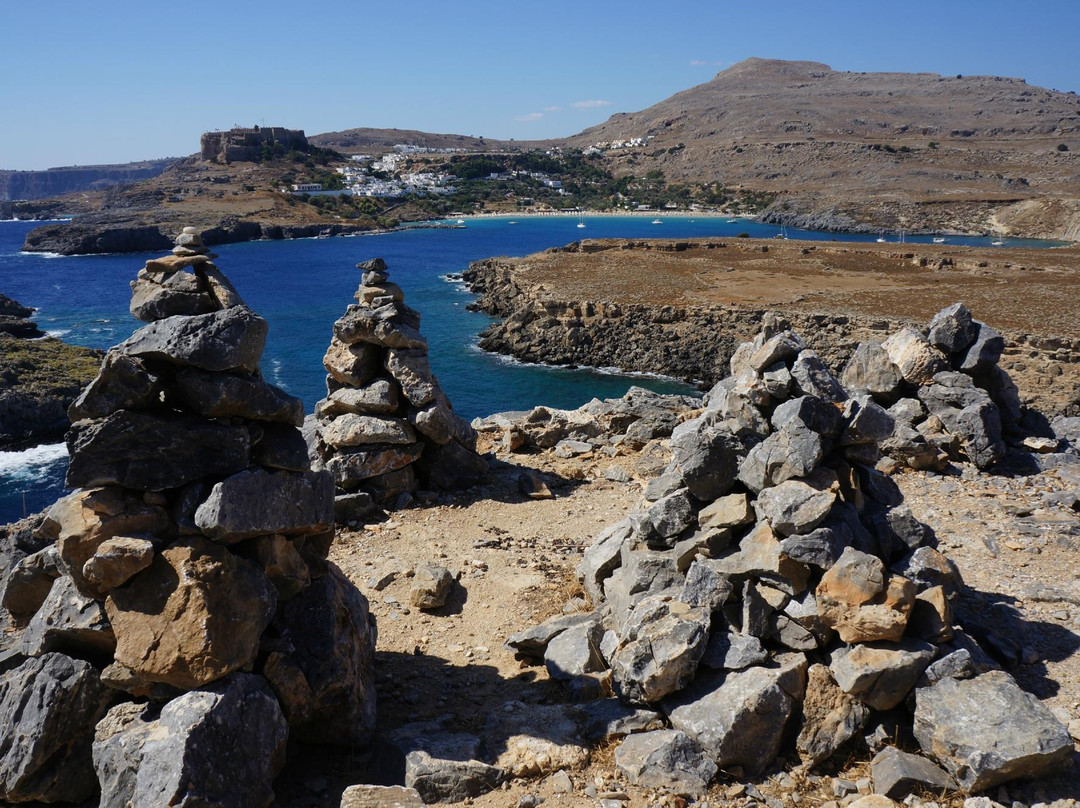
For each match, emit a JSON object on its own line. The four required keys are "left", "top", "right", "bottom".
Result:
{"left": 273, "top": 431, "right": 1080, "bottom": 808}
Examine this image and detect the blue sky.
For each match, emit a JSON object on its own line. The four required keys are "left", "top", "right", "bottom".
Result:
{"left": 3, "top": 0, "right": 1079, "bottom": 170}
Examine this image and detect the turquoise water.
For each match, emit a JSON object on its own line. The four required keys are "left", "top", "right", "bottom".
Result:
{"left": 0, "top": 216, "right": 1066, "bottom": 522}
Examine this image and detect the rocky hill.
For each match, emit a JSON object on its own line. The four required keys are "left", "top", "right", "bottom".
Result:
{"left": 309, "top": 127, "right": 538, "bottom": 155}
{"left": 0, "top": 159, "right": 176, "bottom": 202}
{"left": 564, "top": 58, "right": 1080, "bottom": 239}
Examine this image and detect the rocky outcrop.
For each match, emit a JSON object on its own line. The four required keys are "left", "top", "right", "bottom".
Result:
{"left": 0, "top": 227, "right": 377, "bottom": 805}
{"left": 311, "top": 258, "right": 487, "bottom": 513}
{"left": 0, "top": 161, "right": 175, "bottom": 202}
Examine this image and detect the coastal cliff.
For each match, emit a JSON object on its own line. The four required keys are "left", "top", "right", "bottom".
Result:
{"left": 462, "top": 239, "right": 1080, "bottom": 418}
{"left": 0, "top": 160, "right": 175, "bottom": 202}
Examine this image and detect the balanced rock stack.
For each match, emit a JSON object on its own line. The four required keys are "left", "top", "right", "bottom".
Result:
{"left": 0, "top": 227, "right": 376, "bottom": 806}
{"left": 841, "top": 302, "right": 1019, "bottom": 472}
{"left": 313, "top": 258, "right": 487, "bottom": 516}
{"left": 505, "top": 316, "right": 1072, "bottom": 798}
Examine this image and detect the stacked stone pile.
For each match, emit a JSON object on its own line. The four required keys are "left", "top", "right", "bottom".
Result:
{"left": 841, "top": 302, "right": 1034, "bottom": 473}
{"left": 492, "top": 315, "right": 1073, "bottom": 800}
{"left": 0, "top": 228, "right": 376, "bottom": 806}
{"left": 311, "top": 258, "right": 487, "bottom": 518}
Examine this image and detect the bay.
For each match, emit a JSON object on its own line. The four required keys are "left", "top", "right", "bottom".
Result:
{"left": 0, "top": 215, "right": 1063, "bottom": 523}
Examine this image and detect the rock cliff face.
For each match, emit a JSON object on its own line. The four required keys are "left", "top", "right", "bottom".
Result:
{"left": 0, "top": 161, "right": 175, "bottom": 202}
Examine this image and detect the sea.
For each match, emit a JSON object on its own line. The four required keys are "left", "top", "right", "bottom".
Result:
{"left": 0, "top": 215, "right": 1061, "bottom": 523}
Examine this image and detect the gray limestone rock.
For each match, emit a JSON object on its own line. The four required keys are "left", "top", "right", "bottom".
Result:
{"left": 913, "top": 671, "right": 1074, "bottom": 790}
{"left": 195, "top": 469, "right": 334, "bottom": 543}
{"left": 630, "top": 489, "right": 696, "bottom": 547}
{"left": 68, "top": 351, "right": 162, "bottom": 423}
{"left": 772, "top": 395, "right": 845, "bottom": 437}
{"left": 17, "top": 574, "right": 115, "bottom": 659}
{"left": 779, "top": 526, "right": 846, "bottom": 570}
{"left": 0, "top": 653, "right": 115, "bottom": 804}
{"left": 323, "top": 338, "right": 382, "bottom": 388}
{"left": 791, "top": 350, "right": 847, "bottom": 402}
{"left": 545, "top": 614, "right": 606, "bottom": 680}
{"left": 679, "top": 559, "right": 733, "bottom": 611}
{"left": 317, "top": 378, "right": 400, "bottom": 417}
{"left": 611, "top": 597, "right": 710, "bottom": 704}
{"left": 615, "top": 729, "right": 718, "bottom": 797}
{"left": 340, "top": 785, "right": 424, "bottom": 808}
{"left": 319, "top": 414, "right": 417, "bottom": 448}
{"left": 699, "top": 630, "right": 769, "bottom": 671}
{"left": 119, "top": 305, "right": 268, "bottom": 373}
{"left": 66, "top": 410, "right": 250, "bottom": 491}
{"left": 841, "top": 342, "right": 904, "bottom": 398}
{"left": 841, "top": 396, "right": 896, "bottom": 445}
{"left": 418, "top": 438, "right": 487, "bottom": 491}
{"left": 506, "top": 611, "right": 603, "bottom": 657}
{"left": 617, "top": 545, "right": 681, "bottom": 598}
{"left": 884, "top": 328, "right": 949, "bottom": 385}
{"left": 385, "top": 348, "right": 437, "bottom": 407}
{"left": 580, "top": 699, "right": 664, "bottom": 741}
{"left": 738, "top": 421, "right": 827, "bottom": 493}
{"left": 670, "top": 418, "right": 742, "bottom": 501}
{"left": 578, "top": 519, "right": 632, "bottom": 604}
{"left": 750, "top": 333, "right": 802, "bottom": 372}
{"left": 325, "top": 443, "right": 425, "bottom": 490}
{"left": 871, "top": 746, "right": 957, "bottom": 800}
{"left": 928, "top": 303, "right": 979, "bottom": 355}
{"left": 664, "top": 652, "right": 808, "bottom": 775}
{"left": 174, "top": 367, "right": 304, "bottom": 425}
{"left": 754, "top": 473, "right": 838, "bottom": 537}
{"left": 252, "top": 422, "right": 312, "bottom": 472}
{"left": 92, "top": 673, "right": 288, "bottom": 808}
{"left": 958, "top": 321, "right": 1005, "bottom": 374}
{"left": 830, "top": 639, "right": 935, "bottom": 711}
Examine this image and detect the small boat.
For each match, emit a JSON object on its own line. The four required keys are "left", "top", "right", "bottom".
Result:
{"left": 455, "top": 219, "right": 465, "bottom": 225}
{"left": 991, "top": 239, "right": 1005, "bottom": 246}
{"left": 726, "top": 218, "right": 738, "bottom": 223}
{"left": 876, "top": 236, "right": 887, "bottom": 243}
{"left": 652, "top": 218, "right": 663, "bottom": 224}
{"left": 509, "top": 221, "right": 518, "bottom": 225}
{"left": 933, "top": 237, "right": 946, "bottom": 244}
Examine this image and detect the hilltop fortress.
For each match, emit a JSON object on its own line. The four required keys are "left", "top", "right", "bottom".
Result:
{"left": 199, "top": 126, "right": 308, "bottom": 163}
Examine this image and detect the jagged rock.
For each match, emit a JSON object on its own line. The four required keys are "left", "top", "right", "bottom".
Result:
{"left": 712, "top": 521, "right": 811, "bottom": 594}
{"left": 173, "top": 367, "right": 304, "bottom": 425}
{"left": 578, "top": 520, "right": 632, "bottom": 604}
{"left": 908, "top": 586, "right": 954, "bottom": 643}
{"left": 265, "top": 565, "right": 376, "bottom": 745}
{"left": 119, "top": 305, "right": 267, "bottom": 373}
{"left": 883, "top": 328, "right": 949, "bottom": 385}
{"left": 699, "top": 629, "right": 769, "bottom": 670}
{"left": 250, "top": 534, "right": 311, "bottom": 599}
{"left": 17, "top": 574, "right": 115, "bottom": 659}
{"left": 385, "top": 348, "right": 437, "bottom": 406}
{"left": 318, "top": 379, "right": 399, "bottom": 417}
{"left": 66, "top": 410, "right": 251, "bottom": 491}
{"left": 0, "top": 652, "right": 115, "bottom": 804}
{"left": 47, "top": 487, "right": 169, "bottom": 599}
{"left": 1, "top": 545, "right": 61, "bottom": 619}
{"left": 797, "top": 663, "right": 871, "bottom": 766}
{"left": 698, "top": 492, "right": 754, "bottom": 530}
{"left": 194, "top": 468, "right": 334, "bottom": 543}
{"left": 67, "top": 351, "right": 162, "bottom": 422}
{"left": 410, "top": 395, "right": 473, "bottom": 446}
{"left": 319, "top": 414, "right": 417, "bottom": 448}
{"left": 324, "top": 338, "right": 382, "bottom": 387}
{"left": 106, "top": 536, "right": 277, "bottom": 689}
{"left": 615, "top": 729, "right": 718, "bottom": 797}
{"left": 958, "top": 322, "right": 1005, "bottom": 374}
{"left": 791, "top": 350, "right": 847, "bottom": 402}
{"left": 252, "top": 422, "right": 312, "bottom": 471}
{"left": 334, "top": 492, "right": 378, "bottom": 524}
{"left": 817, "top": 548, "right": 916, "bottom": 643}
{"left": 92, "top": 673, "right": 288, "bottom": 808}
{"left": 842, "top": 396, "right": 896, "bottom": 445}
{"left": 410, "top": 564, "right": 454, "bottom": 609}
{"left": 842, "top": 342, "right": 904, "bottom": 398}
{"left": 545, "top": 614, "right": 606, "bottom": 680}
{"left": 387, "top": 722, "right": 504, "bottom": 803}
{"left": 754, "top": 472, "right": 837, "bottom": 537}
{"left": 617, "top": 545, "right": 681, "bottom": 597}
{"left": 82, "top": 536, "right": 155, "bottom": 591}
{"left": 891, "top": 546, "right": 962, "bottom": 593}
{"left": 738, "top": 421, "right": 826, "bottom": 492}
{"left": 919, "top": 649, "right": 977, "bottom": 687}
{"left": 830, "top": 639, "right": 935, "bottom": 710}
{"left": 505, "top": 611, "right": 599, "bottom": 657}
{"left": 928, "top": 303, "right": 979, "bottom": 355}
{"left": 611, "top": 596, "right": 710, "bottom": 704}
{"left": 484, "top": 702, "right": 589, "bottom": 777}
{"left": 871, "top": 746, "right": 957, "bottom": 800}
{"left": 913, "top": 671, "right": 1074, "bottom": 790}
{"left": 680, "top": 559, "right": 734, "bottom": 612}
{"left": 920, "top": 372, "right": 1004, "bottom": 469}
{"left": 630, "top": 489, "right": 696, "bottom": 547}
{"left": 340, "top": 785, "right": 424, "bottom": 808}
{"left": 580, "top": 699, "right": 664, "bottom": 741}
{"left": 669, "top": 418, "right": 742, "bottom": 501}
{"left": 751, "top": 333, "right": 802, "bottom": 372}
{"left": 327, "top": 444, "right": 425, "bottom": 490}
{"left": 664, "top": 652, "right": 808, "bottom": 775}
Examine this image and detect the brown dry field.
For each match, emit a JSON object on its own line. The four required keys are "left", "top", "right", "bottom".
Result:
{"left": 515, "top": 239, "right": 1080, "bottom": 340}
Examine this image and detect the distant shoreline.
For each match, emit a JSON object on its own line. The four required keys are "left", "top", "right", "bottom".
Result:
{"left": 453, "top": 210, "right": 754, "bottom": 221}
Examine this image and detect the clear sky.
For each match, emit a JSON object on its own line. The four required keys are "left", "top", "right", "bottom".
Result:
{"left": 3, "top": 0, "right": 1079, "bottom": 170}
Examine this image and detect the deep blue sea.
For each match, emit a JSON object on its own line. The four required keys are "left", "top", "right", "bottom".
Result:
{"left": 0, "top": 215, "right": 1062, "bottom": 522}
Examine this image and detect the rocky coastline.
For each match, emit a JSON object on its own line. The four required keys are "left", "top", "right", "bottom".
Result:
{"left": 461, "top": 241, "right": 1080, "bottom": 421}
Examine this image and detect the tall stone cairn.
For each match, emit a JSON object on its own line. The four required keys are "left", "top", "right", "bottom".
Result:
{"left": 500, "top": 314, "right": 1072, "bottom": 800}
{"left": 0, "top": 227, "right": 376, "bottom": 807}
{"left": 313, "top": 258, "right": 487, "bottom": 518}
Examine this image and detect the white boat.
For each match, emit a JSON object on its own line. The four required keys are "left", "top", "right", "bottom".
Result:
{"left": 876, "top": 236, "right": 887, "bottom": 243}
{"left": 576, "top": 213, "right": 586, "bottom": 229}
{"left": 933, "top": 237, "right": 946, "bottom": 244}
{"left": 455, "top": 219, "right": 465, "bottom": 225}
{"left": 652, "top": 218, "right": 662, "bottom": 224}
{"left": 726, "top": 219, "right": 738, "bottom": 223}
{"left": 991, "top": 239, "right": 1005, "bottom": 246}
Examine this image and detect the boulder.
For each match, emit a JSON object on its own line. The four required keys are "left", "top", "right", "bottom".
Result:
{"left": 92, "top": 673, "right": 288, "bottom": 808}
{"left": 319, "top": 414, "right": 417, "bottom": 448}
{"left": 611, "top": 597, "right": 710, "bottom": 704}
{"left": 842, "top": 342, "right": 903, "bottom": 398}
{"left": 326, "top": 443, "right": 425, "bottom": 490}
{"left": 664, "top": 653, "right": 808, "bottom": 775}
{"left": 66, "top": 410, "right": 251, "bottom": 491}
{"left": 384, "top": 348, "right": 437, "bottom": 406}
{"left": 173, "top": 367, "right": 304, "bottom": 425}
{"left": 67, "top": 351, "right": 162, "bottom": 422}
{"left": 265, "top": 565, "right": 376, "bottom": 745}
{"left": 817, "top": 548, "right": 916, "bottom": 643}
{"left": 194, "top": 469, "right": 334, "bottom": 543}
{"left": 830, "top": 639, "right": 935, "bottom": 711}
{"left": 754, "top": 473, "right": 837, "bottom": 537}
{"left": 545, "top": 616, "right": 606, "bottom": 681}
{"left": 791, "top": 351, "right": 847, "bottom": 402}
{"left": 615, "top": 729, "right": 718, "bottom": 797}
{"left": 797, "top": 663, "right": 871, "bottom": 766}
{"left": 410, "top": 564, "right": 454, "bottom": 609}
{"left": 579, "top": 699, "right": 664, "bottom": 741}
{"left": 913, "top": 671, "right": 1073, "bottom": 790}
{"left": 883, "top": 328, "right": 948, "bottom": 385}
{"left": 669, "top": 418, "right": 742, "bottom": 501}
{"left": 1, "top": 545, "right": 62, "bottom": 619}
{"left": 324, "top": 338, "right": 382, "bottom": 387}
{"left": 106, "top": 536, "right": 277, "bottom": 689}
{"left": 927, "top": 303, "right": 979, "bottom": 355}
{"left": 738, "top": 421, "right": 827, "bottom": 493}
{"left": 0, "top": 653, "right": 115, "bottom": 804}
{"left": 386, "top": 722, "right": 504, "bottom": 803}
{"left": 318, "top": 378, "right": 400, "bottom": 417}
{"left": 17, "top": 574, "right": 115, "bottom": 659}
{"left": 958, "top": 322, "right": 1005, "bottom": 374}
{"left": 82, "top": 536, "right": 155, "bottom": 592}
{"left": 871, "top": 746, "right": 957, "bottom": 800}
{"left": 119, "top": 305, "right": 267, "bottom": 373}
{"left": 505, "top": 611, "right": 600, "bottom": 657}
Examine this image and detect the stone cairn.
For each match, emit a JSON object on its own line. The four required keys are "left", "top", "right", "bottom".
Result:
{"left": 312, "top": 257, "right": 487, "bottom": 520}
{"left": 494, "top": 313, "right": 1073, "bottom": 800}
{"left": 0, "top": 227, "right": 376, "bottom": 806}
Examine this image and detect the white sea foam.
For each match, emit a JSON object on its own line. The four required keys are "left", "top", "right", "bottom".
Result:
{"left": 269, "top": 358, "right": 285, "bottom": 387}
{"left": 45, "top": 328, "right": 70, "bottom": 338}
{"left": 0, "top": 443, "right": 68, "bottom": 482}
